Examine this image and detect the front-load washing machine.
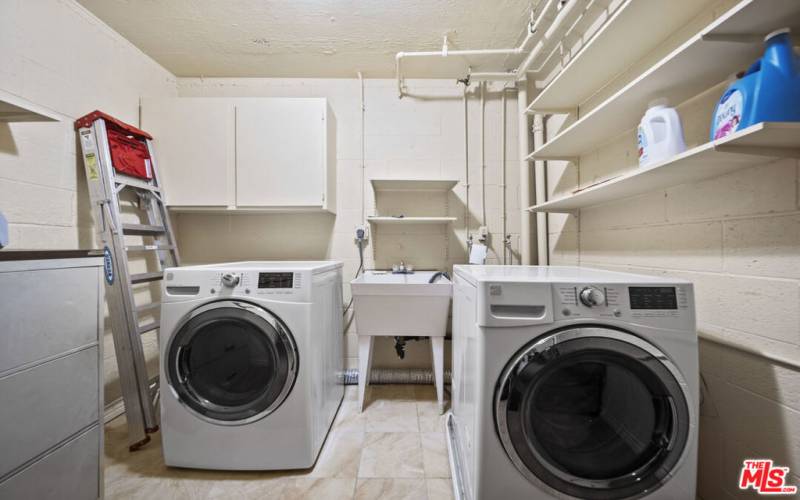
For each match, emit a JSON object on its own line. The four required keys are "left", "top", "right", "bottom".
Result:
{"left": 159, "top": 261, "right": 344, "bottom": 470}
{"left": 449, "top": 266, "right": 697, "bottom": 500}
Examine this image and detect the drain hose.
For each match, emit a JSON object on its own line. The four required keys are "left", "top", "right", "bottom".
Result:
{"left": 342, "top": 367, "right": 452, "bottom": 385}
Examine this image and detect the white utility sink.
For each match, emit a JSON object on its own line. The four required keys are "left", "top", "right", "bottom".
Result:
{"left": 350, "top": 270, "right": 452, "bottom": 337}
{"left": 350, "top": 270, "right": 452, "bottom": 413}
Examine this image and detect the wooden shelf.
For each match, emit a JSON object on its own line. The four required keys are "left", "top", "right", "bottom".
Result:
{"left": 527, "top": 0, "right": 800, "bottom": 161}
{"left": 527, "top": 0, "right": 713, "bottom": 114}
{"left": 370, "top": 179, "right": 458, "bottom": 192}
{"left": 367, "top": 216, "right": 457, "bottom": 225}
{"left": 527, "top": 122, "right": 800, "bottom": 213}
{"left": 0, "top": 90, "right": 61, "bottom": 122}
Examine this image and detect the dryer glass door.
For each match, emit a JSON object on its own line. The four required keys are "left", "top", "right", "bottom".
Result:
{"left": 166, "top": 300, "right": 298, "bottom": 424}
{"left": 495, "top": 326, "right": 691, "bottom": 499}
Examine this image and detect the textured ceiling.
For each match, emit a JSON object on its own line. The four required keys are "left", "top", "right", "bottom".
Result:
{"left": 76, "top": 0, "right": 535, "bottom": 78}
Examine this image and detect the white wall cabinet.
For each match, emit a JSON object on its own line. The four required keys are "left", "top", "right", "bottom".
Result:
{"left": 142, "top": 97, "right": 335, "bottom": 213}
{"left": 142, "top": 98, "right": 236, "bottom": 208}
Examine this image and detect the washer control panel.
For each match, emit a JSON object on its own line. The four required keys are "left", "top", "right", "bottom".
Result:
{"left": 554, "top": 283, "right": 692, "bottom": 324}
{"left": 201, "top": 270, "right": 306, "bottom": 299}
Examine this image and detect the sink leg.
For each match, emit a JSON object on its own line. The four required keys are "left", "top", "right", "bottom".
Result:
{"left": 358, "top": 336, "right": 374, "bottom": 413}
{"left": 431, "top": 336, "right": 445, "bottom": 414}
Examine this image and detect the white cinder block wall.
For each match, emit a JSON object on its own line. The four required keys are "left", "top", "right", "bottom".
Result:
{"left": 174, "top": 78, "right": 523, "bottom": 369}
{"left": 0, "top": 0, "right": 176, "bottom": 403}
{"left": 5, "top": 2, "right": 798, "bottom": 495}
{"left": 543, "top": 1, "right": 800, "bottom": 498}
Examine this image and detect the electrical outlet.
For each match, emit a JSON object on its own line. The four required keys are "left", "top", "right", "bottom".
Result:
{"left": 355, "top": 224, "right": 369, "bottom": 242}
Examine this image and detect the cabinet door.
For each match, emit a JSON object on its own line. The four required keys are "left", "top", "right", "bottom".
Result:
{"left": 141, "top": 98, "right": 235, "bottom": 207}
{"left": 235, "top": 99, "right": 325, "bottom": 208}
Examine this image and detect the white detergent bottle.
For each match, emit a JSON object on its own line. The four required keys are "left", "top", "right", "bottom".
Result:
{"left": 637, "top": 99, "right": 687, "bottom": 167}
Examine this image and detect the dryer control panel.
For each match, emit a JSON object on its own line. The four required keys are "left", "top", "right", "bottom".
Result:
{"left": 552, "top": 282, "right": 693, "bottom": 328}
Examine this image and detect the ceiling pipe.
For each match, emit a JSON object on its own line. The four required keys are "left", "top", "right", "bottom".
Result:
{"left": 527, "top": 0, "right": 613, "bottom": 75}
{"left": 514, "top": 0, "right": 560, "bottom": 75}
{"left": 397, "top": 46, "right": 524, "bottom": 98}
{"left": 517, "top": 0, "right": 589, "bottom": 78}
{"left": 443, "top": 0, "right": 591, "bottom": 84}
{"left": 395, "top": 4, "right": 548, "bottom": 97}
{"left": 469, "top": 72, "right": 519, "bottom": 82}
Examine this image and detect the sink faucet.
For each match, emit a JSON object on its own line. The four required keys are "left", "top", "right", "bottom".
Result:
{"left": 392, "top": 261, "right": 414, "bottom": 274}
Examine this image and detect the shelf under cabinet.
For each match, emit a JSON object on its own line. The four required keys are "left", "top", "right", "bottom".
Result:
{"left": 0, "top": 89, "right": 60, "bottom": 122}
{"left": 370, "top": 179, "right": 458, "bottom": 192}
{"left": 527, "top": 122, "right": 800, "bottom": 213}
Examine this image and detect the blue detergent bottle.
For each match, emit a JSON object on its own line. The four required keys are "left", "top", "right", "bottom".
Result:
{"left": 710, "top": 28, "right": 800, "bottom": 140}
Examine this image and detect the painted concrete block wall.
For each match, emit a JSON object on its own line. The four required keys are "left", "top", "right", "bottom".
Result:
{"left": 0, "top": 0, "right": 176, "bottom": 404}
{"left": 541, "top": 1, "right": 800, "bottom": 498}
{"left": 174, "top": 77, "right": 522, "bottom": 370}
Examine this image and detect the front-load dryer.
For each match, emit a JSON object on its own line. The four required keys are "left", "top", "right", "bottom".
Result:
{"left": 450, "top": 265, "right": 697, "bottom": 500}
{"left": 159, "top": 261, "right": 344, "bottom": 470}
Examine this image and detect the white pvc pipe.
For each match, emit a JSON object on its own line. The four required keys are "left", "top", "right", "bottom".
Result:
{"left": 470, "top": 72, "right": 518, "bottom": 82}
{"left": 520, "top": 0, "right": 587, "bottom": 77}
{"left": 357, "top": 72, "right": 366, "bottom": 225}
{"left": 463, "top": 85, "right": 471, "bottom": 247}
{"left": 533, "top": 113, "right": 548, "bottom": 265}
{"left": 398, "top": 48, "right": 524, "bottom": 59}
{"left": 515, "top": 0, "right": 560, "bottom": 75}
{"left": 480, "top": 82, "right": 486, "bottom": 230}
{"left": 500, "top": 88, "right": 507, "bottom": 264}
{"left": 395, "top": 7, "right": 541, "bottom": 97}
{"left": 517, "top": 80, "right": 533, "bottom": 265}
{"left": 396, "top": 47, "right": 525, "bottom": 97}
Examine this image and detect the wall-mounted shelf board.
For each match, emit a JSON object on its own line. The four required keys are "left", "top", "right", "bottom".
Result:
{"left": 527, "top": 0, "right": 714, "bottom": 113}
{"left": 0, "top": 89, "right": 61, "bottom": 122}
{"left": 527, "top": 0, "right": 800, "bottom": 160}
{"left": 367, "top": 216, "right": 457, "bottom": 225}
{"left": 370, "top": 179, "right": 458, "bottom": 192}
{"left": 527, "top": 122, "right": 800, "bottom": 213}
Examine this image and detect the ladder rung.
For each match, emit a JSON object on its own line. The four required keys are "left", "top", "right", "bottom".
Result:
{"left": 126, "top": 244, "right": 175, "bottom": 252}
{"left": 138, "top": 322, "right": 160, "bottom": 335}
{"left": 130, "top": 271, "right": 164, "bottom": 284}
{"left": 122, "top": 224, "right": 166, "bottom": 236}
{"left": 136, "top": 302, "right": 161, "bottom": 314}
{"left": 116, "top": 179, "right": 161, "bottom": 194}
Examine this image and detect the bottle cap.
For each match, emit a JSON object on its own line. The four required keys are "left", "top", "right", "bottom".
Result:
{"left": 765, "top": 28, "right": 791, "bottom": 42}
{"left": 648, "top": 97, "right": 669, "bottom": 109}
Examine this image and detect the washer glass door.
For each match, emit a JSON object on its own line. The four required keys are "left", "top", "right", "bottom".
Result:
{"left": 495, "top": 326, "right": 691, "bottom": 499}
{"left": 167, "top": 300, "right": 298, "bottom": 424}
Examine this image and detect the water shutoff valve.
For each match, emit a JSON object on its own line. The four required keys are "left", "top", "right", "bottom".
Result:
{"left": 355, "top": 225, "right": 369, "bottom": 242}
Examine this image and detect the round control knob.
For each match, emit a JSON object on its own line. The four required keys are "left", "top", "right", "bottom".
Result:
{"left": 221, "top": 272, "right": 240, "bottom": 288}
{"left": 579, "top": 287, "right": 605, "bottom": 307}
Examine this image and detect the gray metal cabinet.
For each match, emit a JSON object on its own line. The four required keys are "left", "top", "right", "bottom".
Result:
{"left": 0, "top": 254, "right": 104, "bottom": 500}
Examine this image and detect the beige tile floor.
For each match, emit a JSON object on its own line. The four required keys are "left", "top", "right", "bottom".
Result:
{"left": 105, "top": 385, "right": 454, "bottom": 500}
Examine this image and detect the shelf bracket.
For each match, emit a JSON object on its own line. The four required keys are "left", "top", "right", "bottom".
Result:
{"left": 701, "top": 33, "right": 766, "bottom": 44}
{"left": 526, "top": 205, "right": 577, "bottom": 214}
{"left": 526, "top": 106, "right": 579, "bottom": 116}
{"left": 715, "top": 144, "right": 800, "bottom": 158}
{"left": 534, "top": 155, "right": 581, "bottom": 165}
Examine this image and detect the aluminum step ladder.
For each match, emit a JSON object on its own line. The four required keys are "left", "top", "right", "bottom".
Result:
{"left": 75, "top": 111, "right": 180, "bottom": 451}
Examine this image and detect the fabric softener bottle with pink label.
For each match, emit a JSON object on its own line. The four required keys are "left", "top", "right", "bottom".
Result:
{"left": 710, "top": 28, "right": 800, "bottom": 141}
